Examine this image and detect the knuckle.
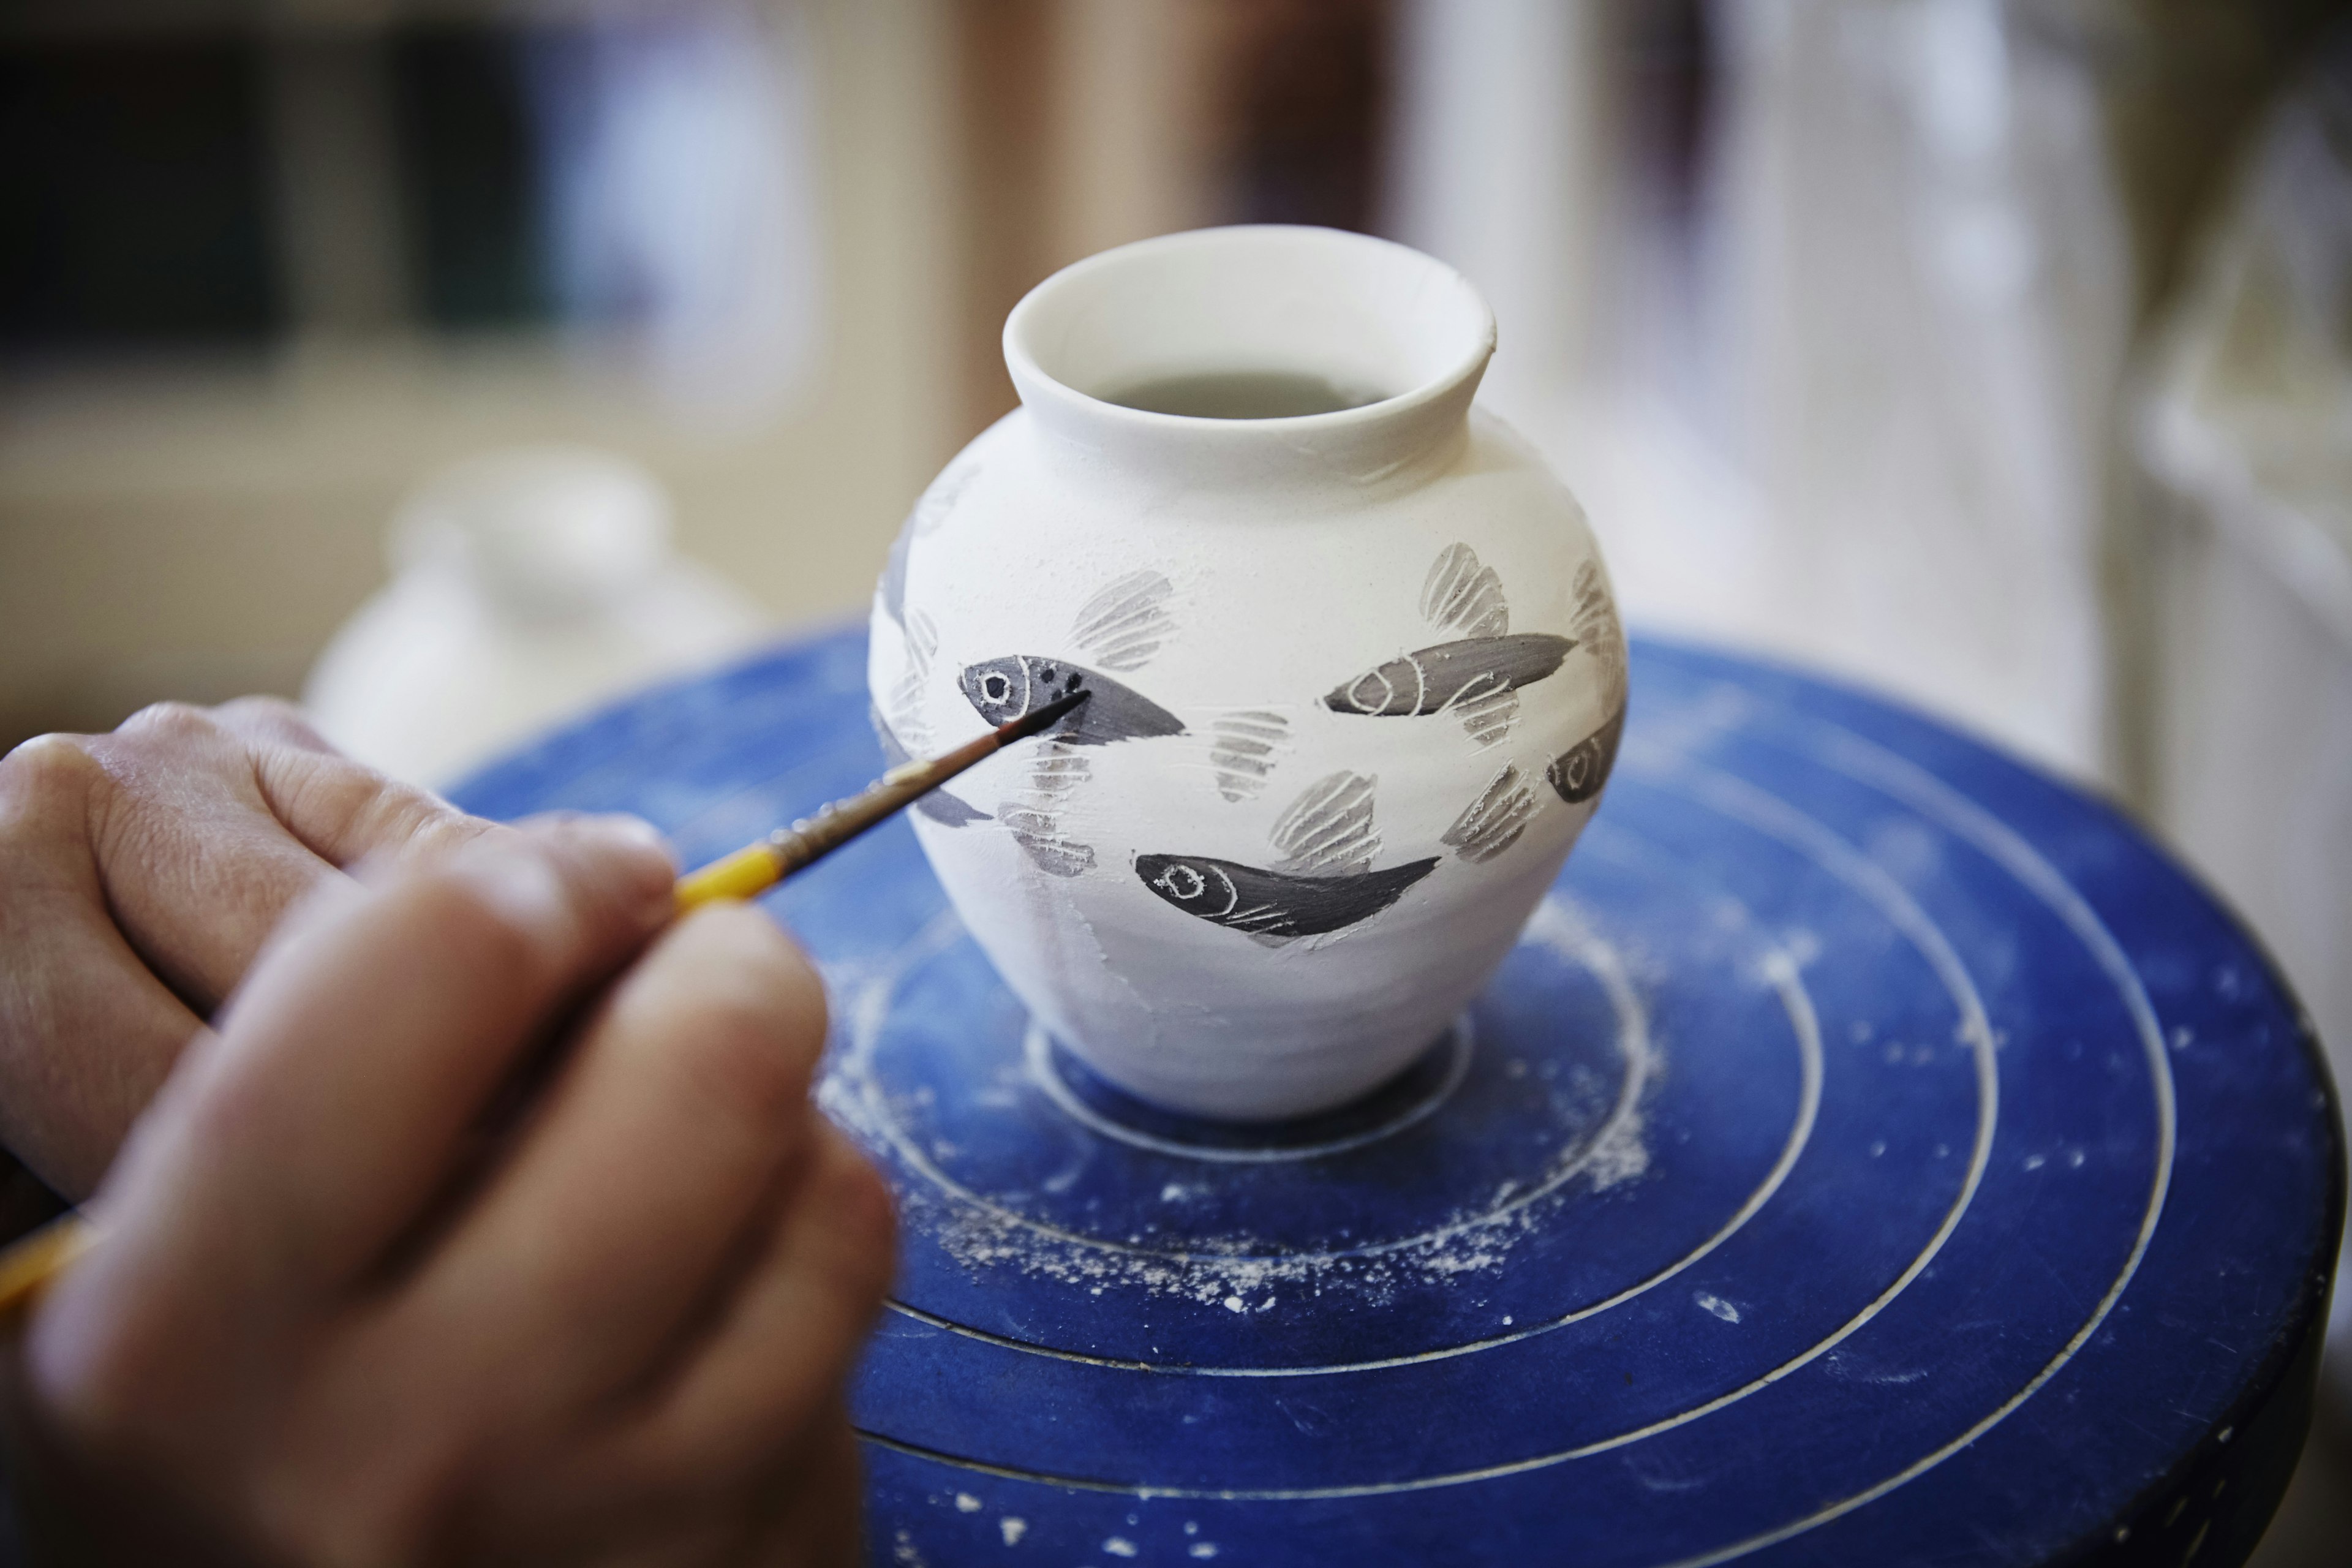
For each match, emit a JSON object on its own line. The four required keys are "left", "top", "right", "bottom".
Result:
{"left": 0, "top": 733, "right": 102, "bottom": 822}
{"left": 118, "top": 699, "right": 223, "bottom": 744}
{"left": 390, "top": 800, "right": 495, "bottom": 864}
{"left": 215, "top": 694, "right": 312, "bottom": 734}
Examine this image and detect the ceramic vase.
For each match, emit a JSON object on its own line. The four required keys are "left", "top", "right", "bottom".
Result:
{"left": 869, "top": 225, "right": 1626, "bottom": 1121}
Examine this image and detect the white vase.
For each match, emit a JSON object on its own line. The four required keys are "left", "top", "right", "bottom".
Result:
{"left": 869, "top": 225, "right": 1626, "bottom": 1121}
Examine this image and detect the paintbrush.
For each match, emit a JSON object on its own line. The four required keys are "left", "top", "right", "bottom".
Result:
{"left": 676, "top": 688, "right": 1088, "bottom": 908}
{"left": 0, "top": 689, "right": 1090, "bottom": 1321}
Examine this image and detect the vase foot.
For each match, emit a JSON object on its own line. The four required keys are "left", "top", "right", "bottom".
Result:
{"left": 1023, "top": 1019, "right": 1473, "bottom": 1164}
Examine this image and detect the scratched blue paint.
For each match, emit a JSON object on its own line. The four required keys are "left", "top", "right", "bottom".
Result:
{"left": 455, "top": 630, "right": 2340, "bottom": 1567}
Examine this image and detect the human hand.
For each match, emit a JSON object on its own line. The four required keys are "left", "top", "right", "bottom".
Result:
{"left": 7, "top": 819, "right": 895, "bottom": 1566}
{"left": 0, "top": 699, "right": 494, "bottom": 1198}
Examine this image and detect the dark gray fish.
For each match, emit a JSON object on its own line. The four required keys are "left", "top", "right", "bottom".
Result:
{"left": 1134, "top": 853, "right": 1438, "bottom": 941}
{"left": 870, "top": 704, "right": 990, "bottom": 827}
{"left": 1324, "top": 633, "right": 1575, "bottom": 717}
{"left": 1547, "top": 703, "right": 1627, "bottom": 805}
{"left": 960, "top": 655, "right": 1186, "bottom": 745}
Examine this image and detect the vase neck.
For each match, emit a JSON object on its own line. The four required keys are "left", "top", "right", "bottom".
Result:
{"left": 1003, "top": 226, "right": 1494, "bottom": 496}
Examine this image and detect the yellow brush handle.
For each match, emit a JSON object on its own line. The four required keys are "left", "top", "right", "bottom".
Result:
{"left": 674, "top": 842, "right": 787, "bottom": 911}
{"left": 0, "top": 839, "right": 797, "bottom": 1319}
{"left": 0, "top": 692, "right": 1088, "bottom": 1323}
{"left": 0, "top": 1215, "right": 96, "bottom": 1320}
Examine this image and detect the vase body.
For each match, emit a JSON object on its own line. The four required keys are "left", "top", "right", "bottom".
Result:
{"left": 868, "top": 226, "right": 1626, "bottom": 1120}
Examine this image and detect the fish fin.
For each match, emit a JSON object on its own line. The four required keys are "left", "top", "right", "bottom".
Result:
{"left": 1210, "top": 709, "right": 1291, "bottom": 802}
{"left": 1022, "top": 739, "right": 1091, "bottom": 797}
{"left": 999, "top": 806, "right": 1095, "bottom": 875}
{"left": 876, "top": 526, "right": 913, "bottom": 628}
{"left": 881, "top": 460, "right": 979, "bottom": 624}
{"left": 1268, "top": 771, "right": 1380, "bottom": 875}
{"left": 869, "top": 701, "right": 910, "bottom": 767}
{"left": 910, "top": 455, "right": 980, "bottom": 537}
{"left": 1452, "top": 683, "right": 1518, "bottom": 748}
{"left": 1070, "top": 570, "right": 1176, "bottom": 673}
{"left": 1442, "top": 765, "right": 1536, "bottom": 864}
{"left": 1422, "top": 543, "right": 1510, "bottom": 638}
{"left": 916, "top": 790, "right": 992, "bottom": 827}
{"left": 885, "top": 610, "right": 938, "bottom": 756}
{"left": 1570, "top": 559, "right": 1627, "bottom": 709}
{"left": 875, "top": 699, "right": 985, "bottom": 827}
{"left": 1000, "top": 740, "right": 1093, "bottom": 872}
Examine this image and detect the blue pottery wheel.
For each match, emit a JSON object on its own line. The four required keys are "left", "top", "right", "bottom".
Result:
{"left": 454, "top": 628, "right": 2340, "bottom": 1567}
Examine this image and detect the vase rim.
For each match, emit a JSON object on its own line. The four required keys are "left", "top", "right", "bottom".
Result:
{"left": 1003, "top": 225, "right": 1496, "bottom": 481}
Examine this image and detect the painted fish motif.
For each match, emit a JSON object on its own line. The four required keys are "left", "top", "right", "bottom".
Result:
{"left": 1569, "top": 559, "right": 1627, "bottom": 710}
{"left": 1442, "top": 764, "right": 1536, "bottom": 864}
{"left": 1322, "top": 633, "right": 1575, "bottom": 718}
{"left": 959, "top": 656, "right": 1186, "bottom": 746}
{"left": 876, "top": 458, "right": 979, "bottom": 628}
{"left": 1135, "top": 770, "right": 1431, "bottom": 942}
{"left": 1208, "top": 709, "right": 1289, "bottom": 802}
{"left": 871, "top": 704, "right": 990, "bottom": 826}
{"left": 1069, "top": 570, "right": 1175, "bottom": 672}
{"left": 1134, "top": 853, "right": 1438, "bottom": 941}
{"left": 1547, "top": 703, "right": 1627, "bottom": 805}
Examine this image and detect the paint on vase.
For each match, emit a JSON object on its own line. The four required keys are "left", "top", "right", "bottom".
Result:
{"left": 1134, "top": 853, "right": 1438, "bottom": 941}
{"left": 874, "top": 608, "right": 990, "bottom": 826}
{"left": 1420, "top": 543, "right": 1510, "bottom": 638}
{"left": 887, "top": 608, "right": 938, "bottom": 752}
{"left": 1000, "top": 738, "right": 1095, "bottom": 876}
{"left": 1069, "top": 570, "right": 1177, "bottom": 673}
{"left": 1547, "top": 704, "right": 1628, "bottom": 805}
{"left": 959, "top": 657, "right": 1186, "bottom": 745}
{"left": 1268, "top": 770, "right": 1379, "bottom": 874}
{"left": 1208, "top": 710, "right": 1290, "bottom": 802}
{"left": 1303, "top": 543, "right": 1547, "bottom": 747}
{"left": 877, "top": 458, "right": 980, "bottom": 629}
{"left": 1322, "top": 634, "right": 1575, "bottom": 719}
{"left": 1570, "top": 559, "right": 1627, "bottom": 709}
{"left": 1135, "top": 770, "right": 1432, "bottom": 942}
{"left": 873, "top": 704, "right": 991, "bottom": 827}
{"left": 1442, "top": 764, "right": 1536, "bottom": 864}
{"left": 1426, "top": 543, "right": 1514, "bottom": 746}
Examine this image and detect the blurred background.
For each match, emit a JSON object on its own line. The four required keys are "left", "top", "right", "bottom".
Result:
{"left": 3, "top": 0, "right": 2350, "bottom": 1555}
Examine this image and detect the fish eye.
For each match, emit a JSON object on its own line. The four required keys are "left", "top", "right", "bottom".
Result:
{"left": 1347, "top": 668, "right": 1393, "bottom": 714}
{"left": 980, "top": 672, "right": 1012, "bottom": 704}
{"left": 1155, "top": 864, "right": 1207, "bottom": 901}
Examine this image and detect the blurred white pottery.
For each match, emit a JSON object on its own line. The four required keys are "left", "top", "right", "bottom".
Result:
{"left": 869, "top": 226, "right": 1626, "bottom": 1121}
{"left": 306, "top": 446, "right": 770, "bottom": 786}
